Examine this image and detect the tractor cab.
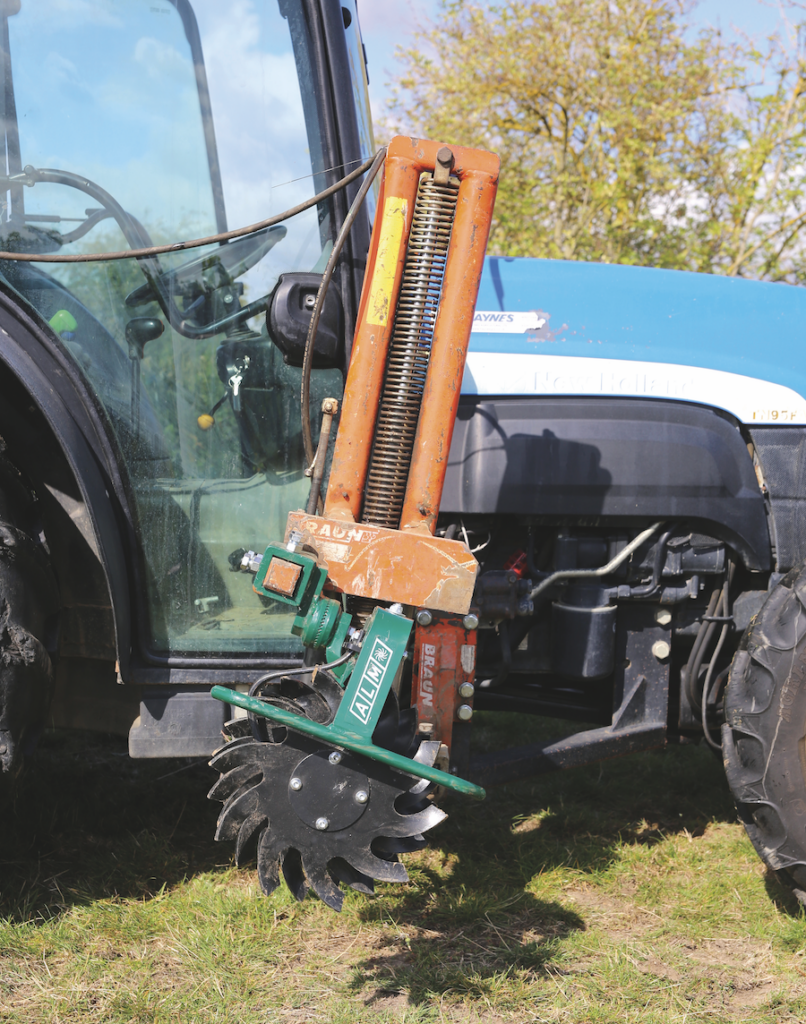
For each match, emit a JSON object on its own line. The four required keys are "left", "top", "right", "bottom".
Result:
{"left": 0, "top": 0, "right": 373, "bottom": 661}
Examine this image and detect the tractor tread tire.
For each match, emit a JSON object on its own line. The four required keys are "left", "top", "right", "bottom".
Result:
{"left": 0, "top": 447, "right": 59, "bottom": 776}
{"left": 723, "top": 561, "right": 806, "bottom": 899}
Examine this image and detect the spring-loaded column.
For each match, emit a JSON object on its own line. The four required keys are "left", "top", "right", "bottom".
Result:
{"left": 360, "top": 175, "right": 459, "bottom": 529}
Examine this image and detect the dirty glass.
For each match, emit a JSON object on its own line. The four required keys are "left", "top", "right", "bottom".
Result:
{"left": 0, "top": 0, "right": 344, "bottom": 655}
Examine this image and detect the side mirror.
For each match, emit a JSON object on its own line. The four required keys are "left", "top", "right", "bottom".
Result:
{"left": 268, "top": 272, "right": 342, "bottom": 369}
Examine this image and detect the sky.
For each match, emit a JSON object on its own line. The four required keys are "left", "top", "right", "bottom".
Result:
{"left": 357, "top": 0, "right": 800, "bottom": 123}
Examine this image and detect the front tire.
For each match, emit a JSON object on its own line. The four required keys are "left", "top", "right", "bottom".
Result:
{"left": 0, "top": 448, "right": 59, "bottom": 775}
{"left": 724, "top": 564, "right": 806, "bottom": 898}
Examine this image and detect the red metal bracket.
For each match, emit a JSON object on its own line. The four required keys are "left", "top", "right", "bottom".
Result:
{"left": 411, "top": 614, "right": 477, "bottom": 752}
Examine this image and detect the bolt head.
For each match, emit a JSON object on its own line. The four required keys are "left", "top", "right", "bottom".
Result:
{"left": 328, "top": 751, "right": 342, "bottom": 765}
{"left": 416, "top": 609, "right": 433, "bottom": 627}
{"left": 652, "top": 639, "right": 671, "bottom": 660}
{"left": 458, "top": 681, "right": 475, "bottom": 699}
{"left": 457, "top": 704, "right": 473, "bottom": 722}
{"left": 289, "top": 777, "right": 303, "bottom": 791}
{"left": 355, "top": 789, "right": 369, "bottom": 804}
{"left": 654, "top": 607, "right": 672, "bottom": 626}
{"left": 463, "top": 613, "right": 479, "bottom": 631}
{"left": 315, "top": 816, "right": 330, "bottom": 831}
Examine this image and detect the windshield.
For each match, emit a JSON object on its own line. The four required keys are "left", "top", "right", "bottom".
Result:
{"left": 0, "top": 0, "right": 349, "bottom": 657}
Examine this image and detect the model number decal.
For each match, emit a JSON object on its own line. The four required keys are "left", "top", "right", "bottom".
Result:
{"left": 752, "top": 410, "right": 799, "bottom": 421}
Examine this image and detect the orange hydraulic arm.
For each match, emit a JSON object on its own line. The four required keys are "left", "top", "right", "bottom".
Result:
{"left": 284, "top": 136, "right": 499, "bottom": 615}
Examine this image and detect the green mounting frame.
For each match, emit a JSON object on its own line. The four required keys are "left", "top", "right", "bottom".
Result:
{"left": 211, "top": 607, "right": 486, "bottom": 800}
{"left": 252, "top": 543, "right": 352, "bottom": 676}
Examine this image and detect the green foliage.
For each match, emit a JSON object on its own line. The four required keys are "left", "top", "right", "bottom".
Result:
{"left": 386, "top": 0, "right": 806, "bottom": 282}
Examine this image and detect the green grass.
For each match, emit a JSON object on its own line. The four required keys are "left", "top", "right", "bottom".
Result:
{"left": 2, "top": 718, "right": 806, "bottom": 1022}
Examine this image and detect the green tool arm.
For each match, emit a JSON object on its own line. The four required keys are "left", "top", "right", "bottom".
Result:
{"left": 210, "top": 685, "right": 486, "bottom": 800}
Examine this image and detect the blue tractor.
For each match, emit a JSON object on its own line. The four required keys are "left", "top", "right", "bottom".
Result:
{"left": 0, "top": 0, "right": 799, "bottom": 908}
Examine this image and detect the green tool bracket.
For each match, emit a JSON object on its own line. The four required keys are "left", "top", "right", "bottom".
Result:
{"left": 252, "top": 543, "right": 352, "bottom": 678}
{"left": 211, "top": 606, "right": 486, "bottom": 800}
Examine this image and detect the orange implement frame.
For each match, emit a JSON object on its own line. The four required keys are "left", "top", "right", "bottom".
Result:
{"left": 324, "top": 136, "right": 499, "bottom": 532}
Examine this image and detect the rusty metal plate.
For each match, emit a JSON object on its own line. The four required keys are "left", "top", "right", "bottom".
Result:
{"left": 262, "top": 556, "right": 302, "bottom": 598}
{"left": 412, "top": 615, "right": 477, "bottom": 749}
{"left": 284, "top": 510, "right": 478, "bottom": 614}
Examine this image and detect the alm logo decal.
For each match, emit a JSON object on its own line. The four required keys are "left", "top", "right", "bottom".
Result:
{"left": 349, "top": 638, "right": 394, "bottom": 725}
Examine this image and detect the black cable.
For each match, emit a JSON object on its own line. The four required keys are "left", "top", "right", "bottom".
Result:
{"left": 0, "top": 154, "right": 379, "bottom": 262}
{"left": 245, "top": 649, "right": 354, "bottom": 743}
{"left": 300, "top": 146, "right": 386, "bottom": 468}
{"left": 683, "top": 586, "right": 720, "bottom": 710}
{"left": 702, "top": 563, "right": 735, "bottom": 750}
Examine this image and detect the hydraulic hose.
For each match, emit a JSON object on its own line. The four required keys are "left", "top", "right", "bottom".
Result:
{"left": 300, "top": 146, "right": 386, "bottom": 468}
{"left": 0, "top": 153, "right": 380, "bottom": 262}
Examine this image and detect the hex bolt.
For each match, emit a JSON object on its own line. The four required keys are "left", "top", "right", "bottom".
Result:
{"left": 315, "top": 817, "right": 329, "bottom": 830}
{"left": 416, "top": 609, "right": 433, "bottom": 627}
{"left": 652, "top": 639, "right": 671, "bottom": 660}
{"left": 388, "top": 602, "right": 404, "bottom": 615}
{"left": 354, "top": 790, "right": 369, "bottom": 804}
{"left": 457, "top": 704, "right": 473, "bottom": 721}
{"left": 458, "top": 681, "right": 475, "bottom": 699}
{"left": 654, "top": 608, "right": 672, "bottom": 626}
{"left": 463, "top": 613, "right": 479, "bottom": 631}
{"left": 328, "top": 751, "right": 342, "bottom": 765}
{"left": 289, "top": 777, "right": 303, "bottom": 791}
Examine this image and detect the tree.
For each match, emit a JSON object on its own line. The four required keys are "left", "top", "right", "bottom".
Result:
{"left": 385, "top": 0, "right": 806, "bottom": 283}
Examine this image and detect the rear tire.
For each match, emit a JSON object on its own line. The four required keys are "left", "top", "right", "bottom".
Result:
{"left": 724, "top": 563, "right": 806, "bottom": 899}
{"left": 0, "top": 448, "right": 59, "bottom": 776}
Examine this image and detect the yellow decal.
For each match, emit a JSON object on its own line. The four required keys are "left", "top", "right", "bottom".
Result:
{"left": 366, "top": 196, "right": 407, "bottom": 326}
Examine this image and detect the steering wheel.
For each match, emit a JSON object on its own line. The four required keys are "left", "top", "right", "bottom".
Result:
{"left": 124, "top": 225, "right": 287, "bottom": 310}
{"left": 0, "top": 165, "right": 287, "bottom": 339}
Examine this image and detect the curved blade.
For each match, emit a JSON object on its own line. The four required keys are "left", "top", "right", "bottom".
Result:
{"left": 328, "top": 858, "right": 376, "bottom": 896}
{"left": 235, "top": 811, "right": 268, "bottom": 863}
{"left": 302, "top": 855, "right": 346, "bottom": 912}
{"left": 256, "top": 829, "right": 283, "bottom": 897}
{"left": 210, "top": 733, "right": 260, "bottom": 768}
{"left": 208, "top": 761, "right": 263, "bottom": 803}
{"left": 281, "top": 847, "right": 308, "bottom": 902}
{"left": 215, "top": 782, "right": 264, "bottom": 841}
{"left": 372, "top": 834, "right": 428, "bottom": 857}
{"left": 344, "top": 847, "right": 409, "bottom": 884}
{"left": 378, "top": 804, "right": 447, "bottom": 838}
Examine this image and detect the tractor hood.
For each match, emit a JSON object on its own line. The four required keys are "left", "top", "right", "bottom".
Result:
{"left": 466, "top": 257, "right": 806, "bottom": 426}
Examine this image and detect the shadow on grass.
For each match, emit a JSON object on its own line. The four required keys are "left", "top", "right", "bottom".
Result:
{"left": 0, "top": 729, "right": 223, "bottom": 923}
{"left": 0, "top": 713, "right": 738, "bottom": 950}
{"left": 763, "top": 869, "right": 806, "bottom": 918}
{"left": 349, "top": 716, "right": 740, "bottom": 1002}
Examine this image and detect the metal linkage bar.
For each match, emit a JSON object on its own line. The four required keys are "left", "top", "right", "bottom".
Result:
{"left": 210, "top": 686, "right": 486, "bottom": 799}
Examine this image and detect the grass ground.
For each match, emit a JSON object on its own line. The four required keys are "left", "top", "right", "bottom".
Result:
{"left": 1, "top": 715, "right": 806, "bottom": 1022}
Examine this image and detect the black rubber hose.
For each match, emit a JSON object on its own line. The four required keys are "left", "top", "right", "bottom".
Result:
{"left": 701, "top": 562, "right": 735, "bottom": 750}
{"left": 630, "top": 525, "right": 676, "bottom": 598}
{"left": 683, "top": 586, "right": 720, "bottom": 710}
{"left": 300, "top": 146, "right": 386, "bottom": 469}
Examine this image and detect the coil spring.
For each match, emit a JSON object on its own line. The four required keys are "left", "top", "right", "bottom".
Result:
{"left": 361, "top": 175, "right": 459, "bottom": 529}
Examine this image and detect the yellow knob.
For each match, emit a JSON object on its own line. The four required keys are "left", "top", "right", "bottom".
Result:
{"left": 197, "top": 413, "right": 215, "bottom": 430}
